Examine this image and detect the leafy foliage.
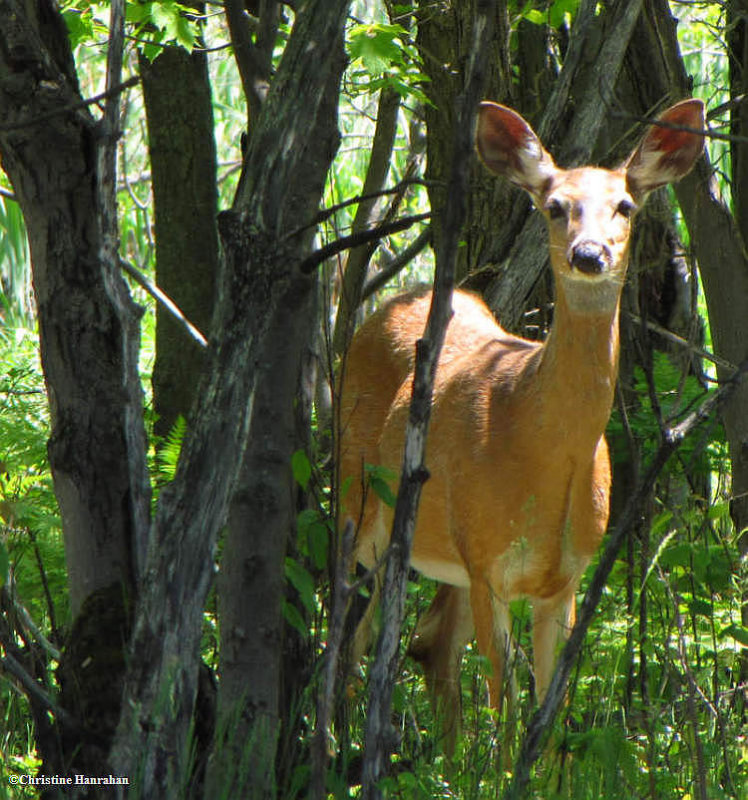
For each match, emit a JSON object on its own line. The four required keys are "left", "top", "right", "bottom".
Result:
{"left": 347, "top": 22, "right": 430, "bottom": 102}
{"left": 126, "top": 1, "right": 198, "bottom": 58}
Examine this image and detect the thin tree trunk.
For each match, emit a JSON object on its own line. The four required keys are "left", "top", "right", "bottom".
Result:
{"left": 332, "top": 87, "right": 401, "bottom": 355}
{"left": 359, "top": 3, "right": 497, "bottom": 794}
{"left": 726, "top": 0, "right": 748, "bottom": 684}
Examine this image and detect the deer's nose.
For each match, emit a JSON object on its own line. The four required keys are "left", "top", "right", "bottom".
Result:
{"left": 569, "top": 241, "right": 611, "bottom": 275}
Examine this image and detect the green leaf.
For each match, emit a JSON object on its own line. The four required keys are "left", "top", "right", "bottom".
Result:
{"left": 291, "top": 449, "right": 312, "bottom": 491}
{"left": 282, "top": 600, "right": 308, "bottom": 639}
{"left": 650, "top": 510, "right": 674, "bottom": 538}
{"left": 348, "top": 23, "right": 408, "bottom": 76}
{"left": 707, "top": 500, "right": 730, "bottom": 520}
{"left": 132, "top": 1, "right": 196, "bottom": 52}
{"left": 157, "top": 415, "right": 187, "bottom": 481}
{"left": 370, "top": 476, "right": 396, "bottom": 507}
{"left": 285, "top": 557, "right": 316, "bottom": 616}
{"left": 307, "top": 521, "right": 329, "bottom": 570}
{"left": 524, "top": 9, "right": 547, "bottom": 25}
{"left": 688, "top": 598, "right": 712, "bottom": 617}
{"left": 174, "top": 15, "right": 195, "bottom": 50}
{"left": 339, "top": 475, "right": 353, "bottom": 502}
{"left": 549, "top": 0, "right": 579, "bottom": 28}
{"left": 659, "top": 542, "right": 692, "bottom": 570}
{"left": 365, "top": 464, "right": 398, "bottom": 508}
{"left": 62, "top": 7, "right": 94, "bottom": 49}
{"left": 297, "top": 509, "right": 329, "bottom": 569}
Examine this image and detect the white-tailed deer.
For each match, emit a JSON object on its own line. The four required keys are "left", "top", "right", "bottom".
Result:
{"left": 341, "top": 99, "right": 704, "bottom": 743}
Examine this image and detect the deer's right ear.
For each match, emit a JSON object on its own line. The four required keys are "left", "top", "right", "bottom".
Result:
{"left": 476, "top": 102, "right": 557, "bottom": 198}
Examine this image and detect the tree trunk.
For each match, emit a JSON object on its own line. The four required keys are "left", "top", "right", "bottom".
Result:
{"left": 360, "top": 5, "right": 498, "bottom": 793}
{"left": 110, "top": 4, "right": 351, "bottom": 797}
{"left": 728, "top": 0, "right": 748, "bottom": 240}
{"left": 0, "top": 0, "right": 149, "bottom": 617}
{"left": 140, "top": 43, "right": 219, "bottom": 441}
{"left": 0, "top": 0, "right": 150, "bottom": 783}
{"left": 138, "top": 34, "right": 220, "bottom": 793}
{"left": 726, "top": 2, "right": 748, "bottom": 676}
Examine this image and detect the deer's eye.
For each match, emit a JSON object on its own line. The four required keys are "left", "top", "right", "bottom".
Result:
{"left": 545, "top": 198, "right": 567, "bottom": 221}
{"left": 616, "top": 198, "right": 636, "bottom": 219}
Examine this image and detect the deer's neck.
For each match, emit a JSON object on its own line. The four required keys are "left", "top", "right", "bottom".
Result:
{"left": 535, "top": 286, "right": 621, "bottom": 444}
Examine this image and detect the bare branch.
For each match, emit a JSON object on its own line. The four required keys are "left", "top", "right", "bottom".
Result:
{"left": 310, "top": 520, "right": 355, "bottom": 800}
{"left": 333, "top": 87, "right": 402, "bottom": 355}
{"left": 119, "top": 259, "right": 208, "bottom": 348}
{"left": 362, "top": 226, "right": 433, "bottom": 301}
{"left": 299, "top": 213, "right": 431, "bottom": 274}
{"left": 0, "top": 75, "right": 140, "bottom": 133}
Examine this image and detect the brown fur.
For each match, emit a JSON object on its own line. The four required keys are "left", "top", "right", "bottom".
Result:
{"left": 340, "top": 99, "right": 705, "bottom": 745}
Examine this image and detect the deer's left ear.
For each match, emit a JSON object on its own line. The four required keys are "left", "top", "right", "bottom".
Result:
{"left": 625, "top": 98, "right": 705, "bottom": 201}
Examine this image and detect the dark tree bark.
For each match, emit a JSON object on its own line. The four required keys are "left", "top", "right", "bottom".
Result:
{"left": 138, "top": 28, "right": 220, "bottom": 795}
{"left": 0, "top": 0, "right": 150, "bottom": 784}
{"left": 140, "top": 42, "right": 219, "bottom": 441}
{"left": 207, "top": 5, "right": 343, "bottom": 798}
{"left": 110, "top": 4, "right": 352, "bottom": 798}
{"left": 210, "top": 278, "right": 320, "bottom": 798}
{"left": 0, "top": 0, "right": 149, "bottom": 616}
{"left": 726, "top": 1, "right": 748, "bottom": 675}
{"left": 728, "top": 0, "right": 748, "bottom": 240}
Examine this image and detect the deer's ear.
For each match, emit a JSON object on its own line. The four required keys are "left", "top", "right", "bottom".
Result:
{"left": 625, "top": 98, "right": 705, "bottom": 200}
{"left": 476, "top": 102, "right": 557, "bottom": 198}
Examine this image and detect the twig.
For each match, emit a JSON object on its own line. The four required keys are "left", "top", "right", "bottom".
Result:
{"left": 362, "top": 226, "right": 433, "bottom": 301}
{"left": 627, "top": 312, "right": 736, "bottom": 372}
{"left": 224, "top": 0, "right": 269, "bottom": 126}
{"left": 289, "top": 177, "right": 432, "bottom": 237}
{"left": 0, "top": 651, "right": 80, "bottom": 731}
{"left": 25, "top": 529, "right": 61, "bottom": 648}
{"left": 674, "top": 594, "right": 709, "bottom": 800}
{"left": 1, "top": 585, "right": 60, "bottom": 661}
{"left": 119, "top": 259, "right": 208, "bottom": 348}
{"left": 502, "top": 357, "right": 748, "bottom": 800}
{"left": 299, "top": 213, "right": 431, "bottom": 274}
{"left": 610, "top": 108, "right": 748, "bottom": 145}
{"left": 0, "top": 76, "right": 140, "bottom": 134}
